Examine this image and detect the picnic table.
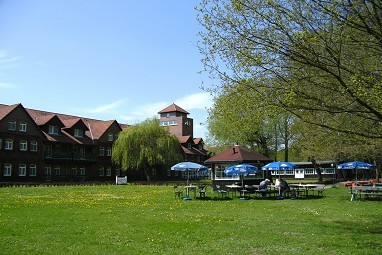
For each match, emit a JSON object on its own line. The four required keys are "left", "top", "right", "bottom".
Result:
{"left": 350, "top": 185, "right": 382, "bottom": 201}
{"left": 289, "top": 184, "right": 325, "bottom": 197}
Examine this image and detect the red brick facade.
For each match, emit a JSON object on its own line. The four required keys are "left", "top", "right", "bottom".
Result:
{"left": 0, "top": 103, "right": 209, "bottom": 183}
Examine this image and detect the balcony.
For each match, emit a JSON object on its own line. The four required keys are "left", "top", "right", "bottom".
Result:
{"left": 44, "top": 152, "right": 96, "bottom": 161}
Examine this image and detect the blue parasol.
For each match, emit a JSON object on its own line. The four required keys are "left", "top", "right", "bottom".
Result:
{"left": 262, "top": 161, "right": 295, "bottom": 171}
{"left": 224, "top": 164, "right": 258, "bottom": 198}
{"left": 171, "top": 162, "right": 208, "bottom": 199}
{"left": 262, "top": 162, "right": 295, "bottom": 197}
{"left": 337, "top": 161, "right": 375, "bottom": 181}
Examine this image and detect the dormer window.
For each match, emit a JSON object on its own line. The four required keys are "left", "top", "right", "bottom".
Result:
{"left": 19, "top": 122, "right": 27, "bottom": 132}
{"left": 74, "top": 129, "right": 84, "bottom": 138}
{"left": 8, "top": 121, "right": 16, "bottom": 131}
{"left": 187, "top": 143, "right": 192, "bottom": 149}
{"left": 48, "top": 125, "right": 59, "bottom": 135}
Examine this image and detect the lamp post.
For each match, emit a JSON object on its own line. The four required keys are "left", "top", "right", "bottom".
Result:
{"left": 331, "top": 163, "right": 336, "bottom": 184}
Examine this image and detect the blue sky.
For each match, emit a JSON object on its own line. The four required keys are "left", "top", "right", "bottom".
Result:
{"left": 0, "top": 0, "right": 214, "bottom": 138}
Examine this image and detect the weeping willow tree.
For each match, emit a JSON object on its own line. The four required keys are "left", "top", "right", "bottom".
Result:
{"left": 112, "top": 118, "right": 183, "bottom": 181}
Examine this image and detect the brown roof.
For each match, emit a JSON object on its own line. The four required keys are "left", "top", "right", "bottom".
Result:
{"left": 204, "top": 145, "right": 272, "bottom": 164}
{"left": 61, "top": 118, "right": 89, "bottom": 130}
{"left": 177, "top": 135, "right": 192, "bottom": 144}
{"left": 84, "top": 119, "right": 119, "bottom": 140}
{"left": 181, "top": 145, "right": 207, "bottom": 156}
{"left": 158, "top": 103, "right": 189, "bottom": 114}
{"left": 193, "top": 137, "right": 203, "bottom": 144}
{"left": 0, "top": 104, "right": 19, "bottom": 120}
{"left": 22, "top": 105, "right": 122, "bottom": 142}
{"left": 33, "top": 114, "right": 58, "bottom": 126}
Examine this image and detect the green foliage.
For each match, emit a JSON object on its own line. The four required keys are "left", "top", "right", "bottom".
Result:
{"left": 197, "top": 0, "right": 382, "bottom": 139}
{"left": 206, "top": 79, "right": 296, "bottom": 159}
{"left": 1, "top": 185, "right": 382, "bottom": 254}
{"left": 112, "top": 118, "right": 183, "bottom": 180}
{"left": 290, "top": 119, "right": 382, "bottom": 164}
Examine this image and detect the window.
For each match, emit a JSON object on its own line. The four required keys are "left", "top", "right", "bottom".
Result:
{"left": 305, "top": 168, "right": 315, "bottom": 175}
{"left": 30, "top": 141, "right": 38, "bottom": 151}
{"left": 4, "top": 164, "right": 12, "bottom": 176}
{"left": 198, "top": 144, "right": 203, "bottom": 150}
{"left": 0, "top": 138, "right": 2, "bottom": 149}
{"left": 54, "top": 166, "right": 60, "bottom": 175}
{"left": 79, "top": 167, "right": 85, "bottom": 176}
{"left": 19, "top": 164, "right": 27, "bottom": 176}
{"left": 99, "top": 147, "right": 105, "bottom": 156}
{"left": 99, "top": 166, "right": 105, "bottom": 176}
{"left": 20, "top": 140, "right": 28, "bottom": 151}
{"left": 48, "top": 125, "right": 59, "bottom": 135}
{"left": 72, "top": 166, "right": 77, "bottom": 175}
{"left": 29, "top": 164, "right": 37, "bottom": 176}
{"left": 187, "top": 143, "right": 192, "bottom": 149}
{"left": 106, "top": 166, "right": 111, "bottom": 176}
{"left": 107, "top": 147, "right": 112, "bottom": 156}
{"left": 324, "top": 168, "right": 335, "bottom": 174}
{"left": 19, "top": 122, "right": 27, "bottom": 132}
{"left": 45, "top": 166, "right": 51, "bottom": 175}
{"left": 160, "top": 120, "right": 178, "bottom": 126}
{"left": 74, "top": 129, "right": 83, "bottom": 137}
{"left": 8, "top": 121, "right": 16, "bottom": 131}
{"left": 108, "top": 133, "right": 113, "bottom": 141}
{"left": 5, "top": 139, "right": 13, "bottom": 150}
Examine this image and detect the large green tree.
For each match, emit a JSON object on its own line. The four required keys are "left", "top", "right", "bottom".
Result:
{"left": 112, "top": 118, "right": 183, "bottom": 181}
{"left": 206, "top": 80, "right": 295, "bottom": 160}
{"left": 197, "top": 0, "right": 382, "bottom": 139}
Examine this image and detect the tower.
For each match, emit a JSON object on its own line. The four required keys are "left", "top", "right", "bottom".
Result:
{"left": 158, "top": 103, "right": 193, "bottom": 138}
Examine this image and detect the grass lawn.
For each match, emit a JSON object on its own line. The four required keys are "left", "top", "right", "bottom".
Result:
{"left": 0, "top": 184, "right": 381, "bottom": 255}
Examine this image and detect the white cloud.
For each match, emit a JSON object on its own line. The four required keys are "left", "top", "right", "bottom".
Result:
{"left": 89, "top": 99, "right": 126, "bottom": 113}
{"left": 119, "top": 101, "right": 169, "bottom": 124}
{"left": 0, "top": 82, "right": 16, "bottom": 88}
{"left": 0, "top": 50, "right": 20, "bottom": 86}
{"left": 0, "top": 50, "right": 20, "bottom": 65}
{"left": 175, "top": 92, "right": 213, "bottom": 110}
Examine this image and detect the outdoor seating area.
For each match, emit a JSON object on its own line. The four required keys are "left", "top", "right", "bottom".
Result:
{"left": 346, "top": 181, "right": 382, "bottom": 201}
{"left": 223, "top": 183, "right": 327, "bottom": 199}
{"left": 172, "top": 183, "right": 211, "bottom": 200}
{"left": 172, "top": 182, "right": 329, "bottom": 200}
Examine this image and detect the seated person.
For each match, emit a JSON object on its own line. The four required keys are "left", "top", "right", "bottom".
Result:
{"left": 279, "top": 179, "right": 290, "bottom": 196}
{"left": 259, "top": 179, "right": 271, "bottom": 196}
{"left": 275, "top": 178, "right": 281, "bottom": 189}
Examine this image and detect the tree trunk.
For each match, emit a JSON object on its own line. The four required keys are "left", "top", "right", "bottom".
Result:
{"left": 283, "top": 118, "right": 289, "bottom": 162}
{"left": 144, "top": 167, "right": 152, "bottom": 182}
{"left": 311, "top": 156, "right": 323, "bottom": 183}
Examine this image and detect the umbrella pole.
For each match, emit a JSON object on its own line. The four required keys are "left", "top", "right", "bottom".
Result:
{"left": 278, "top": 170, "right": 281, "bottom": 196}
{"left": 242, "top": 176, "right": 244, "bottom": 198}
{"left": 187, "top": 170, "right": 190, "bottom": 197}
